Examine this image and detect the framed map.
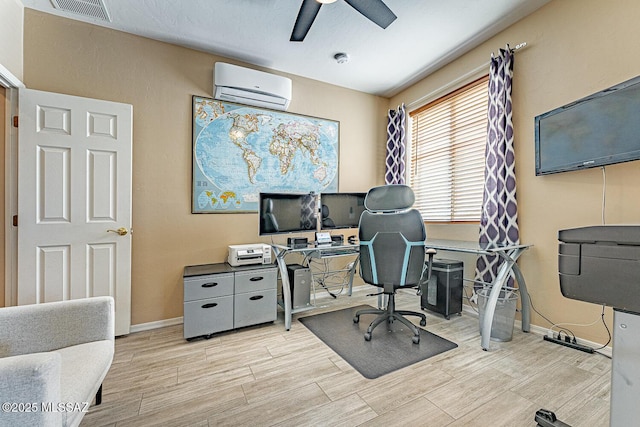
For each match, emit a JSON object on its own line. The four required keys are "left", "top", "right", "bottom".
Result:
{"left": 192, "top": 96, "right": 339, "bottom": 213}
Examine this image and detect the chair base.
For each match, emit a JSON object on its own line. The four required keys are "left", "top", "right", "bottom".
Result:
{"left": 353, "top": 293, "right": 426, "bottom": 344}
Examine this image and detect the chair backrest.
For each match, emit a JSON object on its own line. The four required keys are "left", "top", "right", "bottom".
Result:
{"left": 358, "top": 185, "right": 426, "bottom": 288}
{"left": 321, "top": 204, "right": 335, "bottom": 228}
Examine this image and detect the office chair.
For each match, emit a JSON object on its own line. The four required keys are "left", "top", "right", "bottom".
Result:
{"left": 321, "top": 204, "right": 336, "bottom": 228}
{"left": 353, "top": 184, "right": 435, "bottom": 344}
{"left": 262, "top": 198, "right": 279, "bottom": 233}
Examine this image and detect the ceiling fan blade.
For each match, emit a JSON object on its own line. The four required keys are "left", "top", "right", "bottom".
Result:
{"left": 290, "top": 0, "right": 322, "bottom": 42}
{"left": 344, "top": 0, "right": 397, "bottom": 29}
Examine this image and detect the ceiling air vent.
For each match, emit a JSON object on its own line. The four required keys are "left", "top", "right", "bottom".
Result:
{"left": 50, "top": 0, "right": 111, "bottom": 22}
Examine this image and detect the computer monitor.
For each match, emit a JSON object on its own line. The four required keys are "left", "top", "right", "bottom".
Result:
{"left": 258, "top": 192, "right": 317, "bottom": 235}
{"left": 319, "top": 192, "right": 366, "bottom": 230}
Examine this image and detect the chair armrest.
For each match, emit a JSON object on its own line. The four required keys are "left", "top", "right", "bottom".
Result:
{"left": 0, "top": 297, "right": 114, "bottom": 357}
{"left": 0, "top": 353, "right": 63, "bottom": 426}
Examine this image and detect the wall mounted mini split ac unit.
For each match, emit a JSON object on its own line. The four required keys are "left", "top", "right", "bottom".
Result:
{"left": 213, "top": 62, "right": 292, "bottom": 111}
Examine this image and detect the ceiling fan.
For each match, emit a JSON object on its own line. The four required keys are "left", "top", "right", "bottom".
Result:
{"left": 290, "top": 0, "right": 397, "bottom": 42}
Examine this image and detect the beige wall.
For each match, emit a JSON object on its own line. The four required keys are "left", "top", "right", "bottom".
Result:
{"left": 20, "top": 0, "right": 640, "bottom": 344}
{"left": 392, "top": 0, "right": 640, "bottom": 344}
{"left": 23, "top": 9, "right": 387, "bottom": 325}
{"left": 0, "top": 0, "right": 24, "bottom": 80}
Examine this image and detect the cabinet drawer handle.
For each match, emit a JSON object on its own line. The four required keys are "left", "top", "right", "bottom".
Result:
{"left": 249, "top": 276, "right": 264, "bottom": 282}
{"left": 202, "top": 282, "right": 218, "bottom": 288}
{"left": 201, "top": 303, "right": 218, "bottom": 308}
{"left": 249, "top": 295, "right": 264, "bottom": 301}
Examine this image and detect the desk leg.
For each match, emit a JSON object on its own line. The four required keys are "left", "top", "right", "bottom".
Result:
{"left": 347, "top": 256, "right": 359, "bottom": 297}
{"left": 512, "top": 261, "right": 530, "bottom": 333}
{"left": 480, "top": 261, "right": 512, "bottom": 350}
{"left": 480, "top": 248, "right": 529, "bottom": 350}
{"left": 273, "top": 249, "right": 293, "bottom": 331}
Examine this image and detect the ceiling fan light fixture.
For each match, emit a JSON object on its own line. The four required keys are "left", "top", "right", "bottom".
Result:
{"left": 316, "top": 0, "right": 337, "bottom": 3}
{"left": 334, "top": 52, "right": 350, "bottom": 64}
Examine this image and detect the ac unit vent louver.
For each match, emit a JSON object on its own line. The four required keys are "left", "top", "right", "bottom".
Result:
{"left": 51, "top": 0, "right": 111, "bottom": 22}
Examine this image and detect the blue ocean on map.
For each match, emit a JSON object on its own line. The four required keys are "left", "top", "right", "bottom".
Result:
{"left": 193, "top": 101, "right": 338, "bottom": 212}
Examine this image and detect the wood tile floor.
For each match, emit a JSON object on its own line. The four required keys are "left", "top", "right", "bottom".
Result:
{"left": 82, "top": 286, "right": 611, "bottom": 426}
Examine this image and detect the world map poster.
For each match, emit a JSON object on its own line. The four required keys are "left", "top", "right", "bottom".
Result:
{"left": 192, "top": 96, "right": 339, "bottom": 213}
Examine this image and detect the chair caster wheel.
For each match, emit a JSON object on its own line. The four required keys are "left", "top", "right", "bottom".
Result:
{"left": 353, "top": 315, "right": 360, "bottom": 323}
{"left": 420, "top": 319, "right": 426, "bottom": 326}
{"left": 364, "top": 332, "right": 371, "bottom": 341}
{"left": 412, "top": 335, "right": 420, "bottom": 344}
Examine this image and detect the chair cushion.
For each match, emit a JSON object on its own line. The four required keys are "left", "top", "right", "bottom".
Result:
{"left": 55, "top": 340, "right": 114, "bottom": 427}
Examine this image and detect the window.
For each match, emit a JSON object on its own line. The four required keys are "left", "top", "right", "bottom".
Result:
{"left": 409, "top": 76, "right": 488, "bottom": 222}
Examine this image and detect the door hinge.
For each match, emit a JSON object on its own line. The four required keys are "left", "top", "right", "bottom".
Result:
{"left": 12, "top": 116, "right": 18, "bottom": 127}
{"left": 12, "top": 215, "right": 18, "bottom": 226}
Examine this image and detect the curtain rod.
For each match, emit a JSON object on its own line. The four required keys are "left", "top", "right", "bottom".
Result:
{"left": 510, "top": 42, "right": 528, "bottom": 52}
{"left": 407, "top": 41, "right": 528, "bottom": 110}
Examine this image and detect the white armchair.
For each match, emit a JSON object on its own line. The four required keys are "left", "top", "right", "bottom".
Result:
{"left": 0, "top": 296, "right": 115, "bottom": 427}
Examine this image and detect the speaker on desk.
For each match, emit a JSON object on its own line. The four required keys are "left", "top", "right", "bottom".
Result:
{"left": 287, "top": 264, "right": 311, "bottom": 309}
{"left": 287, "top": 237, "right": 308, "bottom": 247}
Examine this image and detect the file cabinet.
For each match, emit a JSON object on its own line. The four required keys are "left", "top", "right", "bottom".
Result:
{"left": 233, "top": 269, "right": 278, "bottom": 328}
{"left": 183, "top": 262, "right": 277, "bottom": 340}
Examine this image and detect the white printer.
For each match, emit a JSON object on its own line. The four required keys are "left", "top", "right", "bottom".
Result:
{"left": 228, "top": 244, "right": 272, "bottom": 267}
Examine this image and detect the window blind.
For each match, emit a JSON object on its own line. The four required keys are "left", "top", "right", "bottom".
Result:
{"left": 409, "top": 76, "right": 489, "bottom": 222}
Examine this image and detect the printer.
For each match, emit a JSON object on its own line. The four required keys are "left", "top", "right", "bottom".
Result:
{"left": 558, "top": 225, "right": 640, "bottom": 427}
{"left": 558, "top": 225, "right": 640, "bottom": 312}
{"left": 228, "top": 244, "right": 272, "bottom": 267}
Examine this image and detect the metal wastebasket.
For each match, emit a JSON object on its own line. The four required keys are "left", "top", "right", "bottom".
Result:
{"left": 477, "top": 287, "right": 518, "bottom": 342}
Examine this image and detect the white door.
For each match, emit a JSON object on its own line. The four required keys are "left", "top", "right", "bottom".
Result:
{"left": 17, "top": 88, "right": 132, "bottom": 336}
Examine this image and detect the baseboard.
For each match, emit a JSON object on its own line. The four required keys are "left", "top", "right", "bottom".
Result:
{"left": 126, "top": 293, "right": 612, "bottom": 358}
{"left": 461, "top": 304, "right": 612, "bottom": 357}
{"left": 130, "top": 316, "right": 184, "bottom": 333}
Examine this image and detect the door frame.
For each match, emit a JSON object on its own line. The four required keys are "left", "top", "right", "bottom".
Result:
{"left": 1, "top": 62, "right": 24, "bottom": 307}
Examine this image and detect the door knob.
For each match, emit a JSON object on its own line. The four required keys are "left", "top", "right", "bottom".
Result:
{"left": 107, "top": 227, "right": 128, "bottom": 236}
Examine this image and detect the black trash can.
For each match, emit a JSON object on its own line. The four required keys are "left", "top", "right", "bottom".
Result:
{"left": 421, "top": 258, "right": 464, "bottom": 319}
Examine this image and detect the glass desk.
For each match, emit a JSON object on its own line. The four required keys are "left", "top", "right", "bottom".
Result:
{"left": 273, "top": 239, "right": 531, "bottom": 351}
{"left": 424, "top": 239, "right": 532, "bottom": 351}
{"left": 271, "top": 242, "right": 360, "bottom": 331}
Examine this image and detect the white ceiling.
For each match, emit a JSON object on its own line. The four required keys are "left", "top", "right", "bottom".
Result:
{"left": 22, "top": 0, "right": 550, "bottom": 97}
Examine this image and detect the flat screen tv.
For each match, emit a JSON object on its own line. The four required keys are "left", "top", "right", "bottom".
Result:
{"left": 535, "top": 75, "right": 640, "bottom": 175}
{"left": 258, "top": 192, "right": 317, "bottom": 235}
{"left": 319, "top": 192, "right": 366, "bottom": 230}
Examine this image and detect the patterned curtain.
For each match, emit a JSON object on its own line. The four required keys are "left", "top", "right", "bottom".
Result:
{"left": 385, "top": 104, "right": 406, "bottom": 185}
{"left": 475, "top": 46, "right": 519, "bottom": 288}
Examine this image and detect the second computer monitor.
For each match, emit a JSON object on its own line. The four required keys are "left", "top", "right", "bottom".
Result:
{"left": 319, "top": 192, "right": 366, "bottom": 230}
